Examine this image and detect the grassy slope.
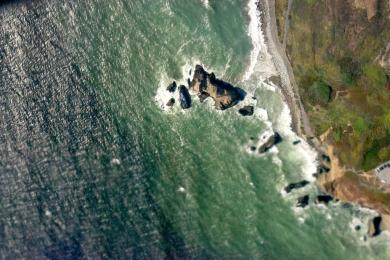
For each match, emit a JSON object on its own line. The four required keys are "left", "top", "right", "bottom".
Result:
{"left": 276, "top": 0, "right": 390, "bottom": 171}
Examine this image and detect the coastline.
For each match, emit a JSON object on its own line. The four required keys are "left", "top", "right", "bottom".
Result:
{"left": 259, "top": 0, "right": 326, "bottom": 160}
{"left": 257, "top": 0, "right": 302, "bottom": 136}
{"left": 260, "top": 0, "right": 390, "bottom": 235}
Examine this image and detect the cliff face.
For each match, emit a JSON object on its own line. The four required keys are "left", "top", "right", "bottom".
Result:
{"left": 275, "top": 0, "right": 390, "bottom": 213}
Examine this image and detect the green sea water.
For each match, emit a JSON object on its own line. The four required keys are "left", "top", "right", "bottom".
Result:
{"left": 1, "top": 0, "right": 390, "bottom": 259}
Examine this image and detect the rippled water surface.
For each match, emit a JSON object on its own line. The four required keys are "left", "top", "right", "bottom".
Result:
{"left": 0, "top": 0, "right": 389, "bottom": 259}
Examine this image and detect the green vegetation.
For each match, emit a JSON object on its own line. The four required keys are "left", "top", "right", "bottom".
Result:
{"left": 307, "top": 81, "right": 332, "bottom": 105}
{"left": 363, "top": 64, "right": 387, "bottom": 89}
{"left": 338, "top": 57, "right": 362, "bottom": 85}
{"left": 276, "top": 0, "right": 390, "bottom": 170}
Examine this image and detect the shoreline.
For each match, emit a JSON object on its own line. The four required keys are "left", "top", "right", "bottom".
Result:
{"left": 260, "top": 0, "right": 390, "bottom": 235}
{"left": 259, "top": 0, "right": 318, "bottom": 144}
{"left": 259, "top": 0, "right": 329, "bottom": 158}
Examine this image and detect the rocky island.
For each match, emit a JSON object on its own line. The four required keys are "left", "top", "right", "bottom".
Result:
{"left": 162, "top": 65, "right": 246, "bottom": 112}
{"left": 189, "top": 65, "right": 245, "bottom": 110}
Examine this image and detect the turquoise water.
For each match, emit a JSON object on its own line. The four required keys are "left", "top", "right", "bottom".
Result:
{"left": 1, "top": 0, "right": 389, "bottom": 258}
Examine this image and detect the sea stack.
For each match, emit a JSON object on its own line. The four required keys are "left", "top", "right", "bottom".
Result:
{"left": 189, "top": 65, "right": 244, "bottom": 110}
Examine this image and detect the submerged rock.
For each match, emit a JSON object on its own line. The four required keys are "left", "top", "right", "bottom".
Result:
{"left": 315, "top": 195, "right": 333, "bottom": 205}
{"left": 284, "top": 180, "right": 310, "bottom": 193}
{"left": 189, "top": 65, "right": 244, "bottom": 110}
{"left": 166, "top": 98, "right": 175, "bottom": 107}
{"left": 179, "top": 85, "right": 191, "bottom": 109}
{"left": 297, "top": 195, "right": 309, "bottom": 208}
{"left": 166, "top": 81, "right": 177, "bottom": 92}
{"left": 258, "top": 132, "right": 282, "bottom": 153}
{"left": 238, "top": 106, "right": 254, "bottom": 116}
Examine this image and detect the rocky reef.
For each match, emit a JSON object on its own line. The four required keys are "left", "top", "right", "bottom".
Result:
{"left": 189, "top": 65, "right": 244, "bottom": 110}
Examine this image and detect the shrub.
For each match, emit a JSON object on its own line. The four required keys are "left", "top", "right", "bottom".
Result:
{"left": 308, "top": 81, "right": 333, "bottom": 105}
{"left": 363, "top": 64, "right": 387, "bottom": 89}
{"left": 338, "top": 57, "right": 362, "bottom": 85}
{"left": 353, "top": 116, "right": 368, "bottom": 136}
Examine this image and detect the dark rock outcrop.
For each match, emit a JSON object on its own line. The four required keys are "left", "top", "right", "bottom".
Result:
{"left": 284, "top": 180, "right": 310, "bottom": 193}
{"left": 179, "top": 85, "right": 191, "bottom": 109}
{"left": 317, "top": 165, "right": 330, "bottom": 174}
{"left": 166, "top": 81, "right": 177, "bottom": 93}
{"left": 189, "top": 65, "right": 244, "bottom": 110}
{"left": 315, "top": 195, "right": 333, "bottom": 204}
{"left": 297, "top": 195, "right": 309, "bottom": 208}
{"left": 238, "top": 106, "right": 254, "bottom": 116}
{"left": 293, "top": 140, "right": 301, "bottom": 145}
{"left": 258, "top": 132, "right": 282, "bottom": 153}
{"left": 166, "top": 98, "right": 175, "bottom": 107}
{"left": 368, "top": 216, "right": 382, "bottom": 237}
{"left": 321, "top": 154, "right": 331, "bottom": 163}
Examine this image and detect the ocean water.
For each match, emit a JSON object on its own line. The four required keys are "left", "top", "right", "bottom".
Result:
{"left": 0, "top": 0, "right": 389, "bottom": 259}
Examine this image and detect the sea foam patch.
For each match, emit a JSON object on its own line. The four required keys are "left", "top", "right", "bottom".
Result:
{"left": 243, "top": 0, "right": 277, "bottom": 82}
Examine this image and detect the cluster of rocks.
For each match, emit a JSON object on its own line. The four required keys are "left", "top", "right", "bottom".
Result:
{"left": 283, "top": 180, "right": 333, "bottom": 208}
{"left": 164, "top": 65, "right": 247, "bottom": 111}
{"left": 165, "top": 81, "right": 192, "bottom": 109}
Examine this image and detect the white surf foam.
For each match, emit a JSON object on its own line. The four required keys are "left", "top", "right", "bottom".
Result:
{"left": 243, "top": 0, "right": 277, "bottom": 81}
{"left": 243, "top": 0, "right": 261, "bottom": 81}
{"left": 201, "top": 0, "right": 210, "bottom": 9}
{"left": 275, "top": 102, "right": 318, "bottom": 181}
